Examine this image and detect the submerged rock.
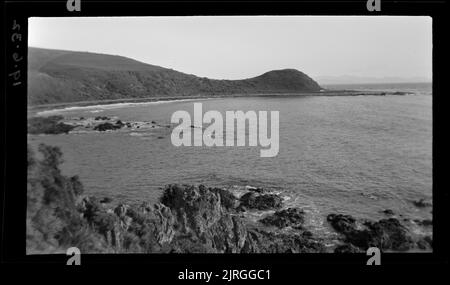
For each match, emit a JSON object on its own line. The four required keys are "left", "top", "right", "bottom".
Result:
{"left": 381, "top": 209, "right": 395, "bottom": 216}
{"left": 93, "top": 122, "right": 123, "bottom": 131}
{"left": 100, "top": 197, "right": 113, "bottom": 204}
{"left": 260, "top": 208, "right": 305, "bottom": 229}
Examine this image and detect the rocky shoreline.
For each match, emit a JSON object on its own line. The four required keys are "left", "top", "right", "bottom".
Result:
{"left": 27, "top": 115, "right": 172, "bottom": 135}
{"left": 27, "top": 141, "right": 432, "bottom": 254}
{"left": 27, "top": 90, "right": 415, "bottom": 117}
{"left": 75, "top": 184, "right": 432, "bottom": 253}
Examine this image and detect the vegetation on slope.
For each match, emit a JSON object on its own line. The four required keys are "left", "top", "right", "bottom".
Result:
{"left": 27, "top": 144, "right": 108, "bottom": 253}
{"left": 28, "top": 47, "right": 322, "bottom": 105}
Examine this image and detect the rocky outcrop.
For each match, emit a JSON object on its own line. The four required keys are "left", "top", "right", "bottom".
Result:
{"left": 239, "top": 192, "right": 283, "bottom": 211}
{"left": 334, "top": 244, "right": 363, "bottom": 253}
{"left": 416, "top": 236, "right": 433, "bottom": 250}
{"left": 27, "top": 144, "right": 433, "bottom": 254}
{"left": 209, "top": 187, "right": 240, "bottom": 210}
{"left": 28, "top": 115, "right": 76, "bottom": 134}
{"left": 260, "top": 208, "right": 305, "bottom": 229}
{"left": 327, "top": 214, "right": 422, "bottom": 251}
{"left": 381, "top": 209, "right": 395, "bottom": 216}
{"left": 93, "top": 122, "right": 123, "bottom": 131}
{"left": 28, "top": 176, "right": 433, "bottom": 253}
{"left": 243, "top": 228, "right": 326, "bottom": 253}
{"left": 158, "top": 184, "right": 247, "bottom": 253}
{"left": 28, "top": 116, "right": 171, "bottom": 135}
{"left": 74, "top": 184, "right": 324, "bottom": 253}
{"left": 56, "top": 184, "right": 434, "bottom": 253}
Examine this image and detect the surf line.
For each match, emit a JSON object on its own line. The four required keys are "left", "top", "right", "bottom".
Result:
{"left": 170, "top": 103, "right": 279, "bottom": 158}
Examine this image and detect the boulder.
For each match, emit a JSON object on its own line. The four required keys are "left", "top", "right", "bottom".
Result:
{"left": 365, "top": 218, "right": 415, "bottom": 251}
{"left": 260, "top": 208, "right": 305, "bottom": 229}
{"left": 326, "top": 214, "right": 358, "bottom": 236}
{"left": 327, "top": 214, "right": 415, "bottom": 251}
{"left": 381, "top": 209, "right": 395, "bottom": 216}
{"left": 158, "top": 184, "right": 247, "bottom": 253}
{"left": 100, "top": 197, "right": 113, "bottom": 204}
{"left": 210, "top": 187, "right": 239, "bottom": 210}
{"left": 93, "top": 122, "right": 122, "bottom": 131}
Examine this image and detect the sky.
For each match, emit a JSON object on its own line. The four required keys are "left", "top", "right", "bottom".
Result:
{"left": 29, "top": 16, "right": 432, "bottom": 82}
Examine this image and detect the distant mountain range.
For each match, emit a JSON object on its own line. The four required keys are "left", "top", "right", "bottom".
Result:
{"left": 315, "top": 75, "right": 432, "bottom": 85}
{"left": 28, "top": 47, "right": 322, "bottom": 106}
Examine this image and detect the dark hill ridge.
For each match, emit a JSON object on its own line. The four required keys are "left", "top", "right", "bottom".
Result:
{"left": 28, "top": 47, "right": 322, "bottom": 105}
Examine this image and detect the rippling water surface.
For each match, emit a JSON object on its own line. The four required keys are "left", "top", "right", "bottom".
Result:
{"left": 29, "top": 83, "right": 432, "bottom": 234}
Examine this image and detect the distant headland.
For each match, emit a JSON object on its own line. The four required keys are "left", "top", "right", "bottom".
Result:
{"left": 28, "top": 47, "right": 322, "bottom": 106}
{"left": 28, "top": 47, "right": 416, "bottom": 111}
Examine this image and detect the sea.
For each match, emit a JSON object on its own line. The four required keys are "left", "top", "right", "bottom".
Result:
{"left": 28, "top": 82, "right": 432, "bottom": 237}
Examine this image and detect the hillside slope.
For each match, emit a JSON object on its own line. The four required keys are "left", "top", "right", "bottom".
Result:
{"left": 28, "top": 47, "right": 322, "bottom": 105}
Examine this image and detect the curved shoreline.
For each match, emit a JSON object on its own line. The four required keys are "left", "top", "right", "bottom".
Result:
{"left": 28, "top": 89, "right": 415, "bottom": 116}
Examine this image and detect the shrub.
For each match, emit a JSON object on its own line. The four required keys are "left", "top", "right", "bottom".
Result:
{"left": 27, "top": 143, "right": 105, "bottom": 253}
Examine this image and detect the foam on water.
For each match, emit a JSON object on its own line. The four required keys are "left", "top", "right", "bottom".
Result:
{"left": 36, "top": 98, "right": 212, "bottom": 116}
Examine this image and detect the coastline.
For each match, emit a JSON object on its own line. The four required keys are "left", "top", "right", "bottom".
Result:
{"left": 27, "top": 141, "right": 434, "bottom": 254}
{"left": 26, "top": 86, "right": 431, "bottom": 254}
{"left": 27, "top": 89, "right": 413, "bottom": 116}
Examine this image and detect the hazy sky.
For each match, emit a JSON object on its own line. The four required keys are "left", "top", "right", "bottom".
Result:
{"left": 29, "top": 16, "right": 432, "bottom": 80}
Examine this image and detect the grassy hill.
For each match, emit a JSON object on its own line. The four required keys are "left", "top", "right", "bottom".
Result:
{"left": 28, "top": 47, "right": 322, "bottom": 106}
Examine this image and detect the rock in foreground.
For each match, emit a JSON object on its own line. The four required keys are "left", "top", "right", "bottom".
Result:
{"left": 239, "top": 192, "right": 283, "bottom": 211}
{"left": 27, "top": 144, "right": 432, "bottom": 254}
{"left": 78, "top": 184, "right": 322, "bottom": 253}
{"left": 327, "top": 214, "right": 430, "bottom": 251}
{"left": 260, "top": 208, "right": 305, "bottom": 229}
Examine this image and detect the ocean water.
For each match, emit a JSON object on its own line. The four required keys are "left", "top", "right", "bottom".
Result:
{"left": 28, "top": 83, "right": 432, "bottom": 236}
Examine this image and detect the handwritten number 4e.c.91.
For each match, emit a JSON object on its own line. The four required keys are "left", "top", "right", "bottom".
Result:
{"left": 9, "top": 20, "right": 22, "bottom": 86}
